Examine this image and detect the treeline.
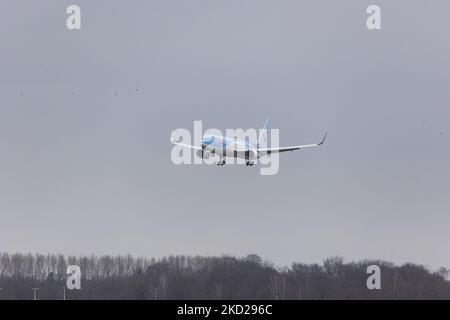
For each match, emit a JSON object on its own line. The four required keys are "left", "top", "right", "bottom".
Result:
{"left": 0, "top": 253, "right": 449, "bottom": 300}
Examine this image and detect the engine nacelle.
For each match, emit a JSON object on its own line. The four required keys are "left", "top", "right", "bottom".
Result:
{"left": 196, "top": 149, "right": 211, "bottom": 159}
{"left": 247, "top": 149, "right": 258, "bottom": 160}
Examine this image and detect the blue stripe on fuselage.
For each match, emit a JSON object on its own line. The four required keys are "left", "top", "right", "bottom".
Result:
{"left": 204, "top": 135, "right": 255, "bottom": 150}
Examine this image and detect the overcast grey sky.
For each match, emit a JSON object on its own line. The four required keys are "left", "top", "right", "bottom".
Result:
{"left": 0, "top": 1, "right": 449, "bottom": 269}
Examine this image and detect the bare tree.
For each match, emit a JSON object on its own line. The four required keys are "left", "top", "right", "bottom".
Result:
{"left": 0, "top": 252, "right": 449, "bottom": 300}
{"left": 269, "top": 275, "right": 286, "bottom": 300}
{"left": 215, "top": 283, "right": 223, "bottom": 299}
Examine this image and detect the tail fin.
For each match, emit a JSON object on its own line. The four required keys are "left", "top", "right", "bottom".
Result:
{"left": 257, "top": 118, "right": 271, "bottom": 148}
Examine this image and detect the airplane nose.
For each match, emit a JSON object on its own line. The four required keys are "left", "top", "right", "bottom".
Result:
{"left": 202, "top": 136, "right": 214, "bottom": 145}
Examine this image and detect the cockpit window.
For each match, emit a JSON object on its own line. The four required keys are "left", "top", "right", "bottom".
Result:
{"left": 202, "top": 136, "right": 215, "bottom": 145}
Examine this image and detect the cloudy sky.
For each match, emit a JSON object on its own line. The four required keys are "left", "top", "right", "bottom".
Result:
{"left": 0, "top": 0, "right": 449, "bottom": 269}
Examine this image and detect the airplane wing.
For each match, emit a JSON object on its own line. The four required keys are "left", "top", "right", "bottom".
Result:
{"left": 258, "top": 133, "right": 327, "bottom": 154}
{"left": 170, "top": 140, "right": 203, "bottom": 151}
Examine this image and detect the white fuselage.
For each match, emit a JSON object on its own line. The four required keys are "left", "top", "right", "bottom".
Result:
{"left": 201, "top": 135, "right": 258, "bottom": 160}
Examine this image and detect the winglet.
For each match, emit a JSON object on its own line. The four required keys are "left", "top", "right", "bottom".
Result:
{"left": 318, "top": 133, "right": 328, "bottom": 145}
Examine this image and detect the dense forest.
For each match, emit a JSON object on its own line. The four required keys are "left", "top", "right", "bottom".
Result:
{"left": 0, "top": 253, "right": 449, "bottom": 300}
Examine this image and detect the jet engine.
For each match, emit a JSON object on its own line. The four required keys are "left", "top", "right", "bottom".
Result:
{"left": 196, "top": 149, "right": 211, "bottom": 159}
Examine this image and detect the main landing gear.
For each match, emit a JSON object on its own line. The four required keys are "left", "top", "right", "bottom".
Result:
{"left": 216, "top": 160, "right": 255, "bottom": 166}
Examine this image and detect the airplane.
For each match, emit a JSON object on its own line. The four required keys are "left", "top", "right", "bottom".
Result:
{"left": 171, "top": 118, "right": 327, "bottom": 166}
